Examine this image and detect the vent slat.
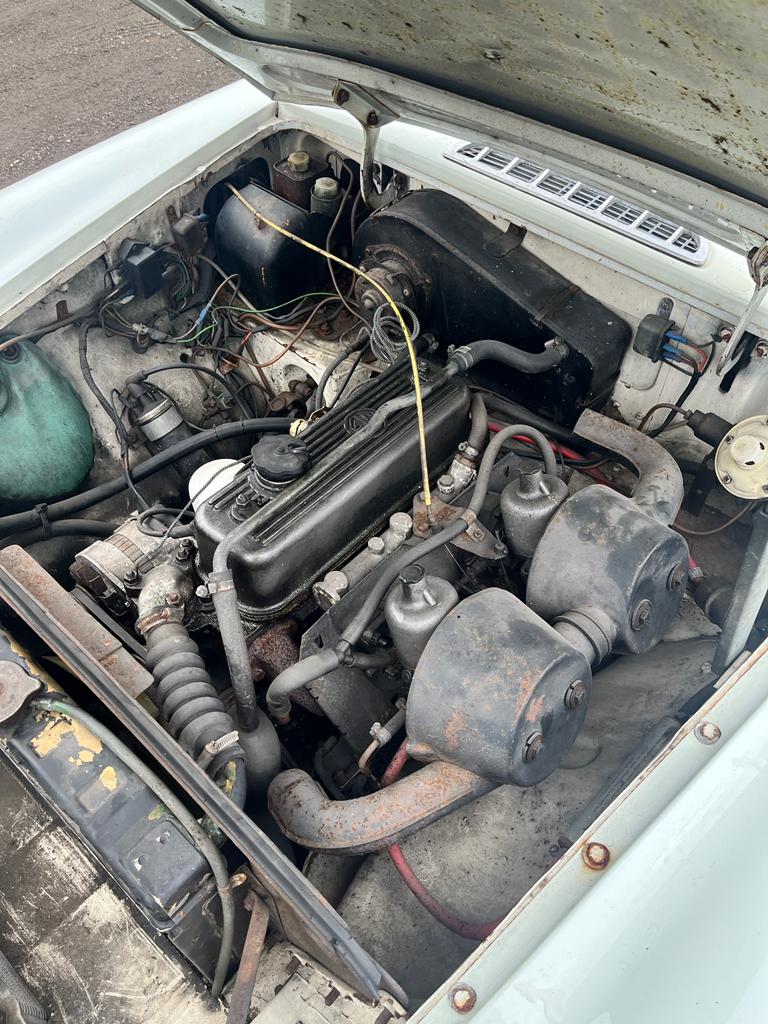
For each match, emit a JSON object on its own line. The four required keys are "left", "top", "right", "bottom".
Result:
{"left": 445, "top": 142, "right": 709, "bottom": 265}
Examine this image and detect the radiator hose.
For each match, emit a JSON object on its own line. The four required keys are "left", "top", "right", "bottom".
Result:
{"left": 143, "top": 621, "right": 246, "bottom": 797}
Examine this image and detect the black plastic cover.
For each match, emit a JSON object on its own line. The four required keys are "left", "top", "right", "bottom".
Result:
{"left": 353, "top": 190, "right": 631, "bottom": 425}
{"left": 632, "top": 312, "right": 676, "bottom": 362}
{"left": 215, "top": 182, "right": 323, "bottom": 306}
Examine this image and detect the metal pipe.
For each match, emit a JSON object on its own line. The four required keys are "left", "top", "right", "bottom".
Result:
{"left": 573, "top": 408, "right": 684, "bottom": 524}
{"left": 267, "top": 761, "right": 496, "bottom": 855}
{"left": 226, "top": 892, "right": 270, "bottom": 1024}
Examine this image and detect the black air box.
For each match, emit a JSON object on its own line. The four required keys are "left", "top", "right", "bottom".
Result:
{"left": 353, "top": 190, "right": 630, "bottom": 425}
{"left": 194, "top": 362, "right": 469, "bottom": 617}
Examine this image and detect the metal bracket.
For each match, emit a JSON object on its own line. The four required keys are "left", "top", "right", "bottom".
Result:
{"left": 332, "top": 82, "right": 403, "bottom": 210}
{"left": 716, "top": 241, "right": 768, "bottom": 375}
{"left": 411, "top": 493, "right": 507, "bottom": 560}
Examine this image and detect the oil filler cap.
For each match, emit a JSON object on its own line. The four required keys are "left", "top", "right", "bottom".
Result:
{"left": 715, "top": 414, "right": 768, "bottom": 498}
{"left": 250, "top": 434, "right": 311, "bottom": 486}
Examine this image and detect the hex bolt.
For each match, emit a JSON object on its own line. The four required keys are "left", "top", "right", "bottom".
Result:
{"left": 582, "top": 841, "right": 610, "bottom": 870}
{"left": 335, "top": 87, "right": 350, "bottom": 105}
{"left": 694, "top": 720, "right": 721, "bottom": 744}
{"left": 450, "top": 985, "right": 477, "bottom": 1014}
{"left": 366, "top": 111, "right": 379, "bottom": 126}
{"left": 564, "top": 680, "right": 588, "bottom": 710}
{"left": 523, "top": 731, "right": 545, "bottom": 762}
{"left": 667, "top": 563, "right": 686, "bottom": 591}
{"left": 631, "top": 599, "right": 653, "bottom": 631}
{"left": 166, "top": 592, "right": 181, "bottom": 606}
{"left": 123, "top": 568, "right": 139, "bottom": 585}
{"left": 722, "top": 473, "right": 733, "bottom": 485}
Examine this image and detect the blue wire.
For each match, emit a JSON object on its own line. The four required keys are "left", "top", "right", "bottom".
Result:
{"left": 665, "top": 332, "right": 691, "bottom": 344}
{"left": 662, "top": 343, "right": 686, "bottom": 361}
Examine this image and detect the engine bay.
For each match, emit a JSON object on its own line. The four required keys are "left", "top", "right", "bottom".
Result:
{"left": 1, "top": 125, "right": 766, "bottom": 1020}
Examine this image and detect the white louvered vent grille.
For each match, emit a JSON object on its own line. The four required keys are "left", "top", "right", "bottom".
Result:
{"left": 445, "top": 142, "right": 709, "bottom": 265}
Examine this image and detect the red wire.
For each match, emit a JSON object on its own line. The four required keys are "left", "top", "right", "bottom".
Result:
{"left": 383, "top": 741, "right": 505, "bottom": 940}
{"left": 487, "top": 421, "right": 610, "bottom": 484}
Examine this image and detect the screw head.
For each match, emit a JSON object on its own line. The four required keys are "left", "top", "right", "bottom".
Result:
{"left": 725, "top": 434, "right": 734, "bottom": 445}
{"left": 483, "top": 48, "right": 503, "bottom": 60}
{"left": 450, "top": 985, "right": 477, "bottom": 1014}
{"left": 366, "top": 111, "right": 379, "bottom": 126}
{"left": 631, "top": 599, "right": 653, "bottom": 631}
{"left": 583, "top": 841, "right": 610, "bottom": 870}
{"left": 123, "top": 568, "right": 139, "bottom": 584}
{"left": 564, "top": 680, "right": 588, "bottom": 710}
{"left": 695, "top": 720, "right": 721, "bottom": 744}
{"left": 722, "top": 473, "right": 733, "bottom": 485}
{"left": 335, "top": 87, "right": 350, "bottom": 104}
{"left": 667, "top": 563, "right": 686, "bottom": 591}
{"left": 166, "top": 592, "right": 181, "bottom": 606}
{"left": 523, "top": 731, "right": 545, "bottom": 762}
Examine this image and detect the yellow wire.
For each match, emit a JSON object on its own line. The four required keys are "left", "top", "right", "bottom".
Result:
{"left": 224, "top": 183, "right": 432, "bottom": 509}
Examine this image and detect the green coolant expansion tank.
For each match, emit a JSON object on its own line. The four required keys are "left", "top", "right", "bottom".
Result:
{"left": 0, "top": 337, "right": 94, "bottom": 507}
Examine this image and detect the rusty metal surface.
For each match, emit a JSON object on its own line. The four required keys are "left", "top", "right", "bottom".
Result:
{"left": 407, "top": 588, "right": 591, "bottom": 787}
{"left": 227, "top": 892, "right": 270, "bottom": 1024}
{"left": 411, "top": 493, "right": 505, "bottom": 560}
{"left": 0, "top": 546, "right": 404, "bottom": 1004}
{"left": 574, "top": 408, "right": 683, "bottom": 525}
{"left": 0, "top": 546, "right": 153, "bottom": 698}
{"left": 248, "top": 618, "right": 300, "bottom": 683}
{"left": 267, "top": 762, "right": 496, "bottom": 855}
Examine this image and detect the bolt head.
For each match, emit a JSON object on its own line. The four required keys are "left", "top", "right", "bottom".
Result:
{"left": 583, "top": 841, "right": 610, "bottom": 870}
{"left": 483, "top": 48, "right": 503, "bottom": 60}
{"left": 667, "top": 563, "right": 687, "bottom": 591}
{"left": 335, "top": 87, "right": 350, "bottom": 104}
{"left": 166, "top": 592, "right": 181, "bottom": 606}
{"left": 631, "top": 599, "right": 653, "bottom": 631}
{"left": 564, "top": 680, "right": 588, "bottom": 710}
{"left": 523, "top": 731, "right": 545, "bottom": 763}
{"left": 695, "top": 720, "right": 721, "bottom": 744}
{"left": 722, "top": 473, "right": 733, "bottom": 485}
{"left": 366, "top": 111, "right": 379, "bottom": 126}
{"left": 450, "top": 985, "right": 477, "bottom": 1013}
{"left": 123, "top": 568, "right": 139, "bottom": 584}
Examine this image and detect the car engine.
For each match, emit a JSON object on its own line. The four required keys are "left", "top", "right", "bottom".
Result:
{"left": 0, "top": 129, "right": 765, "bottom": 1017}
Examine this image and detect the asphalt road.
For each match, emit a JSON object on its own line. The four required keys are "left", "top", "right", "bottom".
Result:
{"left": 0, "top": 0, "right": 236, "bottom": 189}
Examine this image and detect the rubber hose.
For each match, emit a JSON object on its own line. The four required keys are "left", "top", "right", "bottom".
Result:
{"left": 208, "top": 585, "right": 260, "bottom": 734}
{"left": 469, "top": 424, "right": 558, "bottom": 516}
{"left": 310, "top": 346, "right": 353, "bottom": 413}
{"left": 265, "top": 648, "right": 393, "bottom": 723}
{"left": 144, "top": 621, "right": 246, "bottom": 801}
{"left": 0, "top": 519, "right": 117, "bottom": 550}
{"left": 467, "top": 393, "right": 488, "bottom": 452}
{"left": 32, "top": 697, "right": 236, "bottom": 999}
{"left": 0, "top": 418, "right": 291, "bottom": 537}
{"left": 447, "top": 338, "right": 567, "bottom": 375}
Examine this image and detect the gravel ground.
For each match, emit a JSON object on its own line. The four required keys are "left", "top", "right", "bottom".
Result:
{"left": 0, "top": 0, "right": 236, "bottom": 189}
